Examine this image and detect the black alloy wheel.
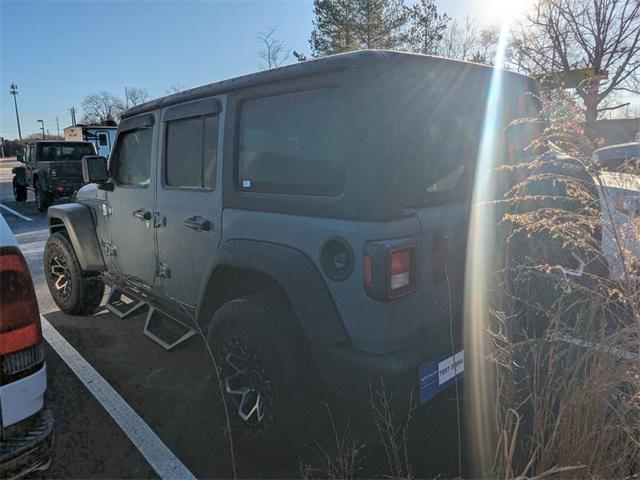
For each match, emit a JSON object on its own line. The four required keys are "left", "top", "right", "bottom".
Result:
{"left": 220, "top": 334, "right": 276, "bottom": 438}
{"left": 49, "top": 248, "right": 72, "bottom": 301}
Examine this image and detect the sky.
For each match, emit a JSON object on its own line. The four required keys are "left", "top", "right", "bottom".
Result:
{"left": 1, "top": 0, "right": 514, "bottom": 140}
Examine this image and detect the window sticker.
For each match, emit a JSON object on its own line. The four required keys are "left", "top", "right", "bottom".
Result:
{"left": 242, "top": 180, "right": 251, "bottom": 188}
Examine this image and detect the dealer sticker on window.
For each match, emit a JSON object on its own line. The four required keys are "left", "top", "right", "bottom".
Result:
{"left": 419, "top": 349, "right": 464, "bottom": 404}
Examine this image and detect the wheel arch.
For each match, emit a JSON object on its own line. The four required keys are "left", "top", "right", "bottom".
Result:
{"left": 196, "top": 240, "right": 350, "bottom": 346}
{"left": 47, "top": 203, "right": 106, "bottom": 272}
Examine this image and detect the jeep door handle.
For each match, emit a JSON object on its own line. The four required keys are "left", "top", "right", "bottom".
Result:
{"left": 184, "top": 216, "right": 211, "bottom": 231}
{"left": 132, "top": 208, "right": 152, "bottom": 221}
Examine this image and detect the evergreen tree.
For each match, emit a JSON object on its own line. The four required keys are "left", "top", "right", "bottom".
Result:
{"left": 404, "top": 0, "right": 449, "bottom": 55}
{"left": 308, "top": 0, "right": 408, "bottom": 57}
{"left": 309, "top": 0, "right": 360, "bottom": 57}
{"left": 355, "top": 0, "right": 407, "bottom": 49}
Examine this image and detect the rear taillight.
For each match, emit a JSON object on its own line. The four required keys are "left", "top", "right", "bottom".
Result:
{"left": 387, "top": 245, "right": 418, "bottom": 298}
{"left": 363, "top": 241, "right": 418, "bottom": 301}
{"left": 0, "top": 246, "right": 42, "bottom": 356}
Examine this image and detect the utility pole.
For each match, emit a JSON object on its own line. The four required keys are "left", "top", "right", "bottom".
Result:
{"left": 56, "top": 116, "right": 60, "bottom": 136}
{"left": 125, "top": 86, "right": 129, "bottom": 109}
{"left": 38, "top": 120, "right": 45, "bottom": 140}
{"left": 9, "top": 83, "right": 22, "bottom": 140}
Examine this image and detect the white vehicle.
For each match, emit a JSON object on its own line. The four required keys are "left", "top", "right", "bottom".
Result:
{"left": 0, "top": 214, "right": 53, "bottom": 478}
{"left": 64, "top": 125, "right": 118, "bottom": 157}
{"left": 593, "top": 142, "right": 640, "bottom": 280}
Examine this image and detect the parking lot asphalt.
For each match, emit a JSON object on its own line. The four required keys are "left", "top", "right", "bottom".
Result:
{"left": 0, "top": 159, "right": 273, "bottom": 478}
{"left": 1, "top": 157, "right": 464, "bottom": 479}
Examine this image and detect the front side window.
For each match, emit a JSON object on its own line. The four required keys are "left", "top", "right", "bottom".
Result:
{"left": 165, "top": 114, "right": 218, "bottom": 189}
{"left": 238, "top": 88, "right": 345, "bottom": 196}
{"left": 110, "top": 127, "right": 153, "bottom": 187}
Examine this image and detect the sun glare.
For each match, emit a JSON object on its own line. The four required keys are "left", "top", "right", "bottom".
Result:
{"left": 486, "top": 0, "right": 533, "bottom": 22}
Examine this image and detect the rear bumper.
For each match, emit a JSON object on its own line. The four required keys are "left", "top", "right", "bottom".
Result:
{"left": 47, "top": 183, "right": 82, "bottom": 197}
{"left": 0, "top": 408, "right": 54, "bottom": 480}
{"left": 312, "top": 330, "right": 462, "bottom": 405}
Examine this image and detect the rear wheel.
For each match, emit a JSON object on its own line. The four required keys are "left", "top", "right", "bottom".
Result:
{"left": 207, "top": 294, "right": 319, "bottom": 463}
{"left": 44, "top": 232, "right": 104, "bottom": 315}
{"left": 12, "top": 178, "right": 27, "bottom": 202}
{"left": 35, "top": 184, "right": 52, "bottom": 212}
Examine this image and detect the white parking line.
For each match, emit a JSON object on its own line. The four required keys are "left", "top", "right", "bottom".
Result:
{"left": 0, "top": 203, "right": 33, "bottom": 222}
{"left": 41, "top": 317, "right": 197, "bottom": 480}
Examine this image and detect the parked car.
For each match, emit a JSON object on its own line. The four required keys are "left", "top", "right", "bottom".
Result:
{"left": 43, "top": 51, "right": 540, "bottom": 455}
{"left": 591, "top": 142, "right": 640, "bottom": 280}
{"left": 12, "top": 141, "right": 97, "bottom": 212}
{"left": 0, "top": 214, "right": 53, "bottom": 478}
{"left": 592, "top": 141, "right": 640, "bottom": 172}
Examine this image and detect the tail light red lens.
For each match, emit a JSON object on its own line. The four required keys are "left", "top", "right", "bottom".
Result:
{"left": 388, "top": 244, "right": 417, "bottom": 299}
{"left": 363, "top": 254, "right": 373, "bottom": 285}
{"left": 0, "top": 246, "right": 42, "bottom": 356}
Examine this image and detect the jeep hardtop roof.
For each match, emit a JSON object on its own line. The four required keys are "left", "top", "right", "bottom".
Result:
{"left": 25, "top": 140, "right": 94, "bottom": 145}
{"left": 122, "top": 50, "right": 535, "bottom": 119}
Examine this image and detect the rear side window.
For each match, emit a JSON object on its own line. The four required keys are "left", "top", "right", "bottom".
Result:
{"left": 110, "top": 127, "right": 153, "bottom": 188}
{"left": 238, "top": 88, "right": 345, "bottom": 196}
{"left": 37, "top": 143, "right": 95, "bottom": 161}
{"left": 165, "top": 114, "right": 218, "bottom": 189}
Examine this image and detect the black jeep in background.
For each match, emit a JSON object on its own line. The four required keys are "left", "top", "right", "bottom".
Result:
{"left": 12, "top": 141, "right": 97, "bottom": 212}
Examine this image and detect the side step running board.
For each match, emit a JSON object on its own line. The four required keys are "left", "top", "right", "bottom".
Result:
{"left": 106, "top": 287, "right": 146, "bottom": 319}
{"left": 143, "top": 307, "right": 197, "bottom": 351}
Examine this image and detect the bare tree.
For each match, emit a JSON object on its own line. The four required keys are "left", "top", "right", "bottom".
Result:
{"left": 439, "top": 16, "right": 500, "bottom": 65}
{"left": 125, "top": 86, "right": 149, "bottom": 107}
{"left": 514, "top": 0, "right": 640, "bottom": 138}
{"left": 256, "top": 26, "right": 290, "bottom": 69}
{"left": 165, "top": 83, "right": 187, "bottom": 95}
{"left": 80, "top": 91, "right": 125, "bottom": 125}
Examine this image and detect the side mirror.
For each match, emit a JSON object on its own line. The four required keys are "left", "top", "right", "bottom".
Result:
{"left": 16, "top": 153, "right": 24, "bottom": 163}
{"left": 82, "top": 155, "right": 109, "bottom": 184}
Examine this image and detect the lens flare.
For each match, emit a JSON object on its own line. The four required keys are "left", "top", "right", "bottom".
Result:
{"left": 487, "top": 0, "right": 533, "bottom": 21}
{"left": 464, "top": 21, "right": 512, "bottom": 476}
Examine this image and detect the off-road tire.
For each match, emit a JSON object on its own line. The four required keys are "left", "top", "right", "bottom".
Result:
{"left": 35, "top": 184, "right": 52, "bottom": 212}
{"left": 44, "top": 232, "right": 104, "bottom": 315}
{"left": 13, "top": 178, "right": 27, "bottom": 202}
{"left": 207, "top": 294, "right": 319, "bottom": 463}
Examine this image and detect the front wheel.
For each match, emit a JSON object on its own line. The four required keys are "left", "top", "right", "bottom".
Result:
{"left": 35, "top": 184, "right": 52, "bottom": 212}
{"left": 44, "top": 232, "right": 105, "bottom": 315}
{"left": 13, "top": 178, "right": 27, "bottom": 202}
{"left": 207, "top": 294, "right": 319, "bottom": 462}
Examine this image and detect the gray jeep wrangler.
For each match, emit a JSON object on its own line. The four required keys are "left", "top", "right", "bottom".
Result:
{"left": 43, "top": 51, "right": 539, "bottom": 454}
{"left": 13, "top": 140, "right": 97, "bottom": 211}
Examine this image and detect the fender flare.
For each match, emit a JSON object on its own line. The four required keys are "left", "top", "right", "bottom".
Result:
{"left": 12, "top": 166, "right": 26, "bottom": 186}
{"left": 196, "top": 239, "right": 350, "bottom": 346}
{"left": 47, "top": 203, "right": 106, "bottom": 272}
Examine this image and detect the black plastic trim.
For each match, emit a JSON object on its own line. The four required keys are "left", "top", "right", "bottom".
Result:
{"left": 47, "top": 203, "right": 106, "bottom": 272}
{"left": 118, "top": 113, "right": 155, "bottom": 132}
{"left": 197, "top": 239, "right": 350, "bottom": 345}
{"left": 162, "top": 97, "right": 221, "bottom": 122}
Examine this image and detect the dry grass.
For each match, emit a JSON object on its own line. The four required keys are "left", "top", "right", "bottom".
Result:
{"left": 487, "top": 89, "right": 640, "bottom": 479}
{"left": 299, "top": 404, "right": 366, "bottom": 480}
